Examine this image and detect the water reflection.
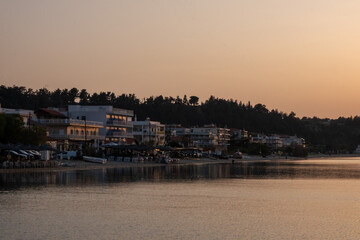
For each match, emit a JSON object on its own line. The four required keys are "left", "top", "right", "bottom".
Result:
{"left": 1, "top": 159, "right": 360, "bottom": 190}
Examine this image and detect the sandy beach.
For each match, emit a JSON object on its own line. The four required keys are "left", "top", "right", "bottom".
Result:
{"left": 0, "top": 157, "right": 235, "bottom": 173}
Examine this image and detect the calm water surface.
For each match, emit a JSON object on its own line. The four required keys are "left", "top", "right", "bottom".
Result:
{"left": 1, "top": 157, "right": 360, "bottom": 239}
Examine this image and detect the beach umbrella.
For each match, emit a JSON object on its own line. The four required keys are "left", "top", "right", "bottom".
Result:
{"left": 38, "top": 145, "right": 58, "bottom": 151}
{"left": 102, "top": 142, "right": 119, "bottom": 147}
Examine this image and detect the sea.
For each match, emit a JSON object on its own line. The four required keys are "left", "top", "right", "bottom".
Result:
{"left": 1, "top": 157, "right": 360, "bottom": 240}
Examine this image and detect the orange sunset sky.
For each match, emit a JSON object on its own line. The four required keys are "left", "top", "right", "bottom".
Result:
{"left": 1, "top": 0, "right": 360, "bottom": 118}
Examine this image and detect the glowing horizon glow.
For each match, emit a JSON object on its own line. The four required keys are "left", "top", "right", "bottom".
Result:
{"left": 1, "top": 0, "right": 360, "bottom": 118}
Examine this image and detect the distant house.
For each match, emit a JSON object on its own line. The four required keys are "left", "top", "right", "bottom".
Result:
{"left": 266, "top": 135, "right": 283, "bottom": 149}
{"left": 230, "top": 129, "right": 249, "bottom": 140}
{"left": 251, "top": 133, "right": 267, "bottom": 144}
{"left": 167, "top": 124, "right": 230, "bottom": 152}
{"left": 133, "top": 118, "right": 165, "bottom": 146}
{"left": 0, "top": 104, "right": 35, "bottom": 127}
{"left": 280, "top": 135, "right": 305, "bottom": 148}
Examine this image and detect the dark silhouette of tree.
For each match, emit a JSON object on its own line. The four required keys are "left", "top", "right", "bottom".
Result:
{"left": 0, "top": 113, "right": 46, "bottom": 145}
{"left": 79, "top": 89, "right": 89, "bottom": 104}
{"left": 189, "top": 96, "right": 199, "bottom": 106}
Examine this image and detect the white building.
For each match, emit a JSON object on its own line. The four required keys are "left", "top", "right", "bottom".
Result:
{"left": 189, "top": 127, "right": 218, "bottom": 148}
{"left": 266, "top": 135, "right": 283, "bottom": 149}
{"left": 280, "top": 135, "right": 305, "bottom": 147}
{"left": 165, "top": 124, "right": 188, "bottom": 137}
{"left": 170, "top": 125, "right": 230, "bottom": 150}
{"left": 133, "top": 118, "right": 165, "bottom": 146}
{"left": 34, "top": 108, "right": 103, "bottom": 150}
{"left": 68, "top": 105, "right": 134, "bottom": 143}
{"left": 230, "top": 129, "right": 249, "bottom": 140}
{"left": 0, "top": 104, "right": 35, "bottom": 127}
{"left": 251, "top": 134, "right": 267, "bottom": 144}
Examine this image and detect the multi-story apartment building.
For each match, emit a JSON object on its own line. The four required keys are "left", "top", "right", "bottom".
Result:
{"left": 230, "top": 129, "right": 249, "bottom": 140}
{"left": 280, "top": 135, "right": 305, "bottom": 147}
{"left": 133, "top": 118, "right": 165, "bottom": 146}
{"left": 67, "top": 105, "right": 134, "bottom": 143}
{"left": 189, "top": 127, "right": 218, "bottom": 148}
{"left": 266, "top": 135, "right": 283, "bottom": 149}
{"left": 165, "top": 124, "right": 190, "bottom": 138}
{"left": 251, "top": 134, "right": 267, "bottom": 144}
{"left": 190, "top": 125, "right": 230, "bottom": 149}
{"left": 34, "top": 108, "right": 103, "bottom": 149}
{"left": 166, "top": 124, "right": 230, "bottom": 151}
{"left": 252, "top": 134, "right": 305, "bottom": 149}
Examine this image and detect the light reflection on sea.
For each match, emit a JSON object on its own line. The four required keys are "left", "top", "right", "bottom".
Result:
{"left": 1, "top": 157, "right": 360, "bottom": 239}
{"left": 2, "top": 157, "right": 360, "bottom": 190}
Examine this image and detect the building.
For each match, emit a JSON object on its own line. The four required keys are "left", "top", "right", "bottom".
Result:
{"left": 266, "top": 135, "right": 283, "bottom": 149}
{"left": 165, "top": 124, "right": 184, "bottom": 138}
{"left": 0, "top": 104, "right": 35, "bottom": 127}
{"left": 133, "top": 118, "right": 165, "bottom": 146}
{"left": 67, "top": 105, "right": 134, "bottom": 143}
{"left": 215, "top": 127, "right": 231, "bottom": 149}
{"left": 188, "top": 126, "right": 218, "bottom": 148}
{"left": 167, "top": 124, "right": 230, "bottom": 151}
{"left": 230, "top": 129, "right": 249, "bottom": 140}
{"left": 251, "top": 133, "right": 267, "bottom": 144}
{"left": 34, "top": 108, "right": 103, "bottom": 150}
{"left": 280, "top": 135, "right": 305, "bottom": 147}
{"left": 189, "top": 125, "right": 230, "bottom": 151}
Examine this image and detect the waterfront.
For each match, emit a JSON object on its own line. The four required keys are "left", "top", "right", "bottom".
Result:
{"left": 1, "top": 157, "right": 360, "bottom": 239}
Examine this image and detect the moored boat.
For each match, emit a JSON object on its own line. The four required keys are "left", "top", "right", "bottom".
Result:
{"left": 83, "top": 156, "right": 107, "bottom": 164}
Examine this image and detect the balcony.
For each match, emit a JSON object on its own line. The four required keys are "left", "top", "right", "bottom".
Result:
{"left": 67, "top": 134, "right": 103, "bottom": 140}
{"left": 106, "top": 119, "right": 133, "bottom": 127}
{"left": 134, "top": 131, "right": 165, "bottom": 136}
{"left": 106, "top": 131, "right": 133, "bottom": 138}
{"left": 48, "top": 133, "right": 103, "bottom": 141}
{"left": 112, "top": 108, "right": 134, "bottom": 117}
{"left": 38, "top": 118, "right": 103, "bottom": 127}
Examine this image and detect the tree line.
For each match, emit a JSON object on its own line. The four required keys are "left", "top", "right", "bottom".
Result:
{"left": 1, "top": 85, "right": 360, "bottom": 153}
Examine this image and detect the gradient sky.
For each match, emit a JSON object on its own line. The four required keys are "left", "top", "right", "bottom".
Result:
{"left": 1, "top": 0, "right": 360, "bottom": 118}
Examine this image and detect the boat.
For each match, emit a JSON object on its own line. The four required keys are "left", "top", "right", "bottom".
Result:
{"left": 83, "top": 156, "right": 107, "bottom": 164}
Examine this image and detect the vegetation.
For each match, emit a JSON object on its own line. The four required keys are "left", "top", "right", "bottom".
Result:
{"left": 1, "top": 85, "right": 360, "bottom": 153}
{"left": 0, "top": 113, "right": 46, "bottom": 145}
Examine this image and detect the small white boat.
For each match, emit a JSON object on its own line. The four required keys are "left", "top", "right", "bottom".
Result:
{"left": 83, "top": 156, "right": 107, "bottom": 164}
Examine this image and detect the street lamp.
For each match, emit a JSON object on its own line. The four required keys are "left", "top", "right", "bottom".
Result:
{"left": 82, "top": 116, "right": 87, "bottom": 153}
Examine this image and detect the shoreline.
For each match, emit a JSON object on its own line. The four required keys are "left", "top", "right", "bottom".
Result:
{"left": 1, "top": 154, "right": 360, "bottom": 174}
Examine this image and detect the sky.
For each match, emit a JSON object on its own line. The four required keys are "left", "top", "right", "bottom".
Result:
{"left": 1, "top": 0, "right": 360, "bottom": 118}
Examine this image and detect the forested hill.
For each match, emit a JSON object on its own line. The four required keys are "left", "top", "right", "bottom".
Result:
{"left": 1, "top": 85, "right": 360, "bottom": 152}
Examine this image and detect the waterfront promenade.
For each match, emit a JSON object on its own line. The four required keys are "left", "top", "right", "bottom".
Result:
{"left": 1, "top": 154, "right": 359, "bottom": 174}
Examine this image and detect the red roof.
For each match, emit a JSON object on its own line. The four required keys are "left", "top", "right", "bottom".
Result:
{"left": 35, "top": 109, "right": 67, "bottom": 119}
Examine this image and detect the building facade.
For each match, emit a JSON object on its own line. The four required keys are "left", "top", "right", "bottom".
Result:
{"left": 68, "top": 105, "right": 134, "bottom": 143}
{"left": 266, "top": 135, "right": 283, "bottom": 149}
{"left": 133, "top": 118, "right": 165, "bottom": 146}
{"left": 34, "top": 108, "right": 103, "bottom": 149}
{"left": 166, "top": 124, "right": 230, "bottom": 151}
{"left": 280, "top": 135, "right": 305, "bottom": 147}
{"left": 0, "top": 104, "right": 35, "bottom": 127}
{"left": 190, "top": 125, "right": 230, "bottom": 150}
